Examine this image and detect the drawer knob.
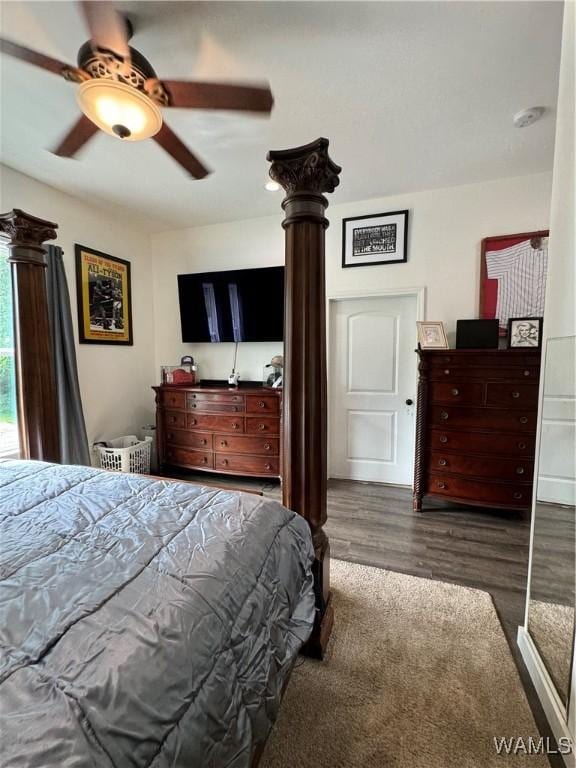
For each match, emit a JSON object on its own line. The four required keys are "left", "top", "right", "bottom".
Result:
{"left": 519, "top": 416, "right": 528, "bottom": 424}
{"left": 222, "top": 459, "right": 229, "bottom": 466}
{"left": 437, "top": 481, "right": 446, "bottom": 490}
{"left": 511, "top": 391, "right": 520, "bottom": 399}
{"left": 190, "top": 418, "right": 197, "bottom": 426}
{"left": 232, "top": 423, "right": 240, "bottom": 430}
{"left": 221, "top": 440, "right": 228, "bottom": 447}
{"left": 265, "top": 463, "right": 272, "bottom": 471}
{"left": 191, "top": 404, "right": 197, "bottom": 408}
{"left": 451, "top": 388, "right": 459, "bottom": 396}
{"left": 440, "top": 411, "right": 449, "bottom": 420}
{"left": 264, "top": 442, "right": 271, "bottom": 451}
{"left": 438, "top": 459, "right": 447, "bottom": 467}
{"left": 257, "top": 400, "right": 266, "bottom": 409}
{"left": 518, "top": 442, "right": 527, "bottom": 450}
{"left": 439, "top": 435, "right": 448, "bottom": 444}
{"left": 168, "top": 416, "right": 175, "bottom": 423}
{"left": 513, "top": 492, "right": 523, "bottom": 500}
{"left": 258, "top": 423, "right": 266, "bottom": 431}
{"left": 167, "top": 433, "right": 173, "bottom": 440}
{"left": 516, "top": 467, "right": 525, "bottom": 475}
{"left": 202, "top": 457, "right": 208, "bottom": 464}
{"left": 523, "top": 370, "right": 530, "bottom": 377}
{"left": 201, "top": 438, "right": 207, "bottom": 446}
{"left": 444, "top": 369, "right": 450, "bottom": 375}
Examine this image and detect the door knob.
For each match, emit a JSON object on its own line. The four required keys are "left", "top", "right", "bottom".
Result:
{"left": 405, "top": 398, "right": 414, "bottom": 406}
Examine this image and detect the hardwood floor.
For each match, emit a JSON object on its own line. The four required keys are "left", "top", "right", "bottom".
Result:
{"left": 170, "top": 469, "right": 563, "bottom": 766}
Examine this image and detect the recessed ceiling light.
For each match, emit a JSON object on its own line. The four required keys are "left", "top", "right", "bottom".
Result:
{"left": 513, "top": 107, "right": 545, "bottom": 128}
{"left": 265, "top": 180, "right": 280, "bottom": 192}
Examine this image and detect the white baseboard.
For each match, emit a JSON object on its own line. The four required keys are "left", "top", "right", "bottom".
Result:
{"left": 517, "top": 626, "right": 575, "bottom": 767}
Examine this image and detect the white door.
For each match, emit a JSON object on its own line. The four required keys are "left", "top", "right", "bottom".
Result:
{"left": 330, "top": 294, "right": 418, "bottom": 484}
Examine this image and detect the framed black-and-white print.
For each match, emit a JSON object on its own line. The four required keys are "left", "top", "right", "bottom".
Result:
{"left": 342, "top": 210, "right": 409, "bottom": 268}
{"left": 507, "top": 317, "right": 543, "bottom": 350}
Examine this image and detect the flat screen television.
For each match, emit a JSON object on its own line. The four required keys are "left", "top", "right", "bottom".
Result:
{"left": 178, "top": 266, "right": 284, "bottom": 343}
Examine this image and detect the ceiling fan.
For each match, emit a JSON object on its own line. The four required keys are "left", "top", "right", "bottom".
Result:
{"left": 0, "top": 1, "right": 274, "bottom": 179}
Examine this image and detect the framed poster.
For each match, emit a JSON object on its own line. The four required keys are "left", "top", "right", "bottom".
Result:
{"left": 479, "top": 231, "right": 548, "bottom": 337}
{"left": 342, "top": 210, "right": 409, "bottom": 268}
{"left": 75, "top": 244, "right": 133, "bottom": 345}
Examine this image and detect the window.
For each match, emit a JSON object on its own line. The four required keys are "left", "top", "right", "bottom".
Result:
{"left": 0, "top": 244, "right": 19, "bottom": 458}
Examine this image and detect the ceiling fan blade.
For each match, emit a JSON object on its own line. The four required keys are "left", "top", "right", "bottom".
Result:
{"left": 162, "top": 81, "right": 274, "bottom": 113}
{"left": 80, "top": 1, "right": 131, "bottom": 63}
{"left": 153, "top": 123, "right": 210, "bottom": 179}
{"left": 52, "top": 115, "right": 99, "bottom": 157}
{"left": 0, "top": 37, "right": 75, "bottom": 76}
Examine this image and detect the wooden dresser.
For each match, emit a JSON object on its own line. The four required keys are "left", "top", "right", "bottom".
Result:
{"left": 413, "top": 349, "right": 541, "bottom": 513}
{"left": 153, "top": 385, "right": 282, "bottom": 479}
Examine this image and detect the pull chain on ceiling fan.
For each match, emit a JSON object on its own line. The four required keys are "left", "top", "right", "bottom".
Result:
{"left": 0, "top": 0, "right": 274, "bottom": 178}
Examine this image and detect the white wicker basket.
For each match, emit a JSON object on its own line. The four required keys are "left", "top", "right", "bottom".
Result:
{"left": 95, "top": 435, "right": 152, "bottom": 474}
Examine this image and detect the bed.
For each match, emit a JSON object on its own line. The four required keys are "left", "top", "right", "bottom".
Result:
{"left": 0, "top": 460, "right": 315, "bottom": 768}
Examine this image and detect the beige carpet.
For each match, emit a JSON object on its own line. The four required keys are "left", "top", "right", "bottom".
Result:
{"left": 529, "top": 599, "right": 575, "bottom": 704}
{"left": 262, "top": 560, "right": 547, "bottom": 768}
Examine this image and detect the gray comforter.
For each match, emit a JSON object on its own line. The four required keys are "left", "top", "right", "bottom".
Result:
{"left": 0, "top": 461, "right": 314, "bottom": 768}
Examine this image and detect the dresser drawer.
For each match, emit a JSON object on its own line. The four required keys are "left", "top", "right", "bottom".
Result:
{"left": 214, "top": 453, "right": 279, "bottom": 475}
{"left": 429, "top": 366, "right": 539, "bottom": 382}
{"left": 427, "top": 474, "right": 531, "bottom": 507}
{"left": 245, "top": 417, "right": 281, "bottom": 435}
{"left": 214, "top": 434, "right": 279, "bottom": 456}
{"left": 187, "top": 414, "right": 245, "bottom": 433}
{"left": 165, "top": 446, "right": 214, "bottom": 470}
{"left": 164, "top": 410, "right": 187, "bottom": 429}
{"left": 188, "top": 401, "right": 243, "bottom": 413}
{"left": 161, "top": 390, "right": 186, "bottom": 409}
{"left": 429, "top": 382, "right": 484, "bottom": 406}
{"left": 187, "top": 392, "right": 244, "bottom": 404}
{"left": 429, "top": 353, "right": 540, "bottom": 368}
{"left": 428, "top": 429, "right": 535, "bottom": 456}
{"left": 429, "top": 406, "right": 537, "bottom": 432}
{"left": 486, "top": 382, "right": 539, "bottom": 409}
{"left": 246, "top": 395, "right": 280, "bottom": 414}
{"left": 428, "top": 451, "right": 533, "bottom": 481}
{"left": 164, "top": 428, "right": 211, "bottom": 450}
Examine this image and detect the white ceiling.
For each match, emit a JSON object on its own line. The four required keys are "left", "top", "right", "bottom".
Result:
{"left": 0, "top": 1, "right": 563, "bottom": 232}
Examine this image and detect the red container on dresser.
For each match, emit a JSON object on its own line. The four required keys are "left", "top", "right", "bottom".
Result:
{"left": 153, "top": 385, "right": 282, "bottom": 479}
{"left": 413, "top": 349, "right": 541, "bottom": 513}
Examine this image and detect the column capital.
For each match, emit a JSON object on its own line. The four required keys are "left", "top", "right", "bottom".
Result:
{"left": 267, "top": 137, "right": 341, "bottom": 197}
{"left": 0, "top": 209, "right": 58, "bottom": 262}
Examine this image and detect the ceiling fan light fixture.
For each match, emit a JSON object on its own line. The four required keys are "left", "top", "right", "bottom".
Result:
{"left": 76, "top": 79, "right": 162, "bottom": 141}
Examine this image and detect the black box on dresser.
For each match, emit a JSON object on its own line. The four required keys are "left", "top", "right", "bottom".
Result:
{"left": 153, "top": 385, "right": 282, "bottom": 479}
{"left": 413, "top": 348, "right": 541, "bottom": 514}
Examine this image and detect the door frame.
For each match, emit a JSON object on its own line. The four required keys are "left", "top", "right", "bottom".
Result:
{"left": 327, "top": 286, "right": 426, "bottom": 480}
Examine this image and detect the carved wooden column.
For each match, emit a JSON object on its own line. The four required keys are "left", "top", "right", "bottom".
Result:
{"left": 0, "top": 209, "right": 60, "bottom": 462}
{"left": 267, "top": 138, "right": 341, "bottom": 658}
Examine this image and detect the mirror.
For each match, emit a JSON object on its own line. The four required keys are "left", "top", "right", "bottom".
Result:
{"left": 527, "top": 336, "right": 576, "bottom": 705}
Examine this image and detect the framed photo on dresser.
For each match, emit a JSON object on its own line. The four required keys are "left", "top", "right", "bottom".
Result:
{"left": 75, "top": 244, "right": 133, "bottom": 345}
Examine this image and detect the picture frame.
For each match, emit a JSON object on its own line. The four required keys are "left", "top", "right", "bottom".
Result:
{"left": 342, "top": 210, "right": 409, "bottom": 268}
{"left": 479, "top": 230, "right": 548, "bottom": 337}
{"left": 507, "top": 317, "right": 543, "bottom": 350}
{"left": 75, "top": 244, "right": 133, "bottom": 345}
{"left": 417, "top": 321, "right": 449, "bottom": 350}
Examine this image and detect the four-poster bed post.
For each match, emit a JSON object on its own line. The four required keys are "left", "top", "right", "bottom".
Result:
{"left": 267, "top": 137, "right": 341, "bottom": 658}
{"left": 0, "top": 209, "right": 60, "bottom": 462}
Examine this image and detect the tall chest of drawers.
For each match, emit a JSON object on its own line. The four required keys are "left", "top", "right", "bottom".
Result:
{"left": 413, "top": 349, "right": 541, "bottom": 513}
{"left": 153, "top": 385, "right": 282, "bottom": 479}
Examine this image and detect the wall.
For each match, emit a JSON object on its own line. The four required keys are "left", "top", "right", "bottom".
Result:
{"left": 152, "top": 172, "right": 552, "bottom": 380}
{"left": 0, "top": 165, "right": 156, "bottom": 444}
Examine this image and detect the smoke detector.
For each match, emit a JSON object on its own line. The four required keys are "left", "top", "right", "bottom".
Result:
{"left": 513, "top": 107, "right": 545, "bottom": 128}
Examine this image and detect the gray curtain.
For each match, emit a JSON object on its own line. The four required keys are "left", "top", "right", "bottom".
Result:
{"left": 46, "top": 245, "right": 91, "bottom": 465}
